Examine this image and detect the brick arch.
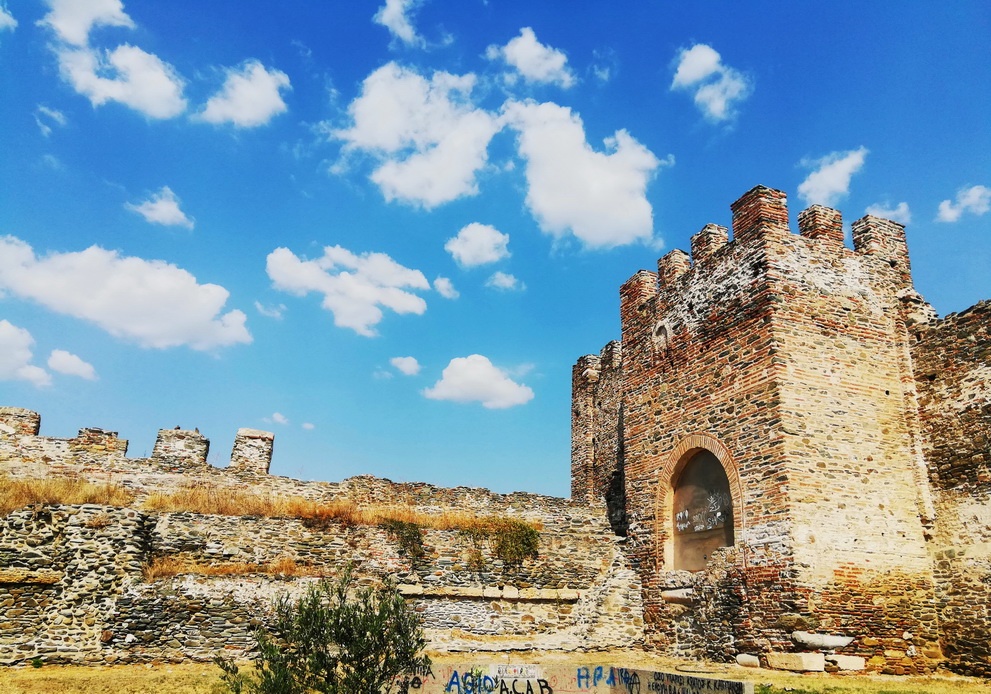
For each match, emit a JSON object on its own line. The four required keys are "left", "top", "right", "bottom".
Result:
{"left": 655, "top": 432, "right": 745, "bottom": 569}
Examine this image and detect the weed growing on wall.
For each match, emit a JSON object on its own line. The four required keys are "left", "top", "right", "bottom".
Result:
{"left": 457, "top": 517, "right": 540, "bottom": 570}
{"left": 216, "top": 566, "right": 430, "bottom": 694}
{"left": 491, "top": 519, "right": 540, "bottom": 566}
{"left": 379, "top": 519, "right": 427, "bottom": 563}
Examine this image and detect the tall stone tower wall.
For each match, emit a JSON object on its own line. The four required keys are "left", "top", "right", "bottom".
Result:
{"left": 573, "top": 185, "right": 963, "bottom": 673}
{"left": 571, "top": 341, "right": 625, "bottom": 533}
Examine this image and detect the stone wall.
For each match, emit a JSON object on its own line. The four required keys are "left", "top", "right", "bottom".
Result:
{"left": 913, "top": 301, "right": 991, "bottom": 676}
{"left": 0, "top": 500, "right": 642, "bottom": 664}
{"left": 0, "top": 410, "right": 644, "bottom": 665}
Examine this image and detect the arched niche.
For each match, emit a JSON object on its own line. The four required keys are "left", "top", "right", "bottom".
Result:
{"left": 656, "top": 433, "right": 745, "bottom": 571}
{"left": 671, "top": 450, "right": 734, "bottom": 571}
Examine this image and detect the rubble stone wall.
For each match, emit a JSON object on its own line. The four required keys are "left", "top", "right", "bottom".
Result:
{"left": 914, "top": 301, "right": 991, "bottom": 676}
{"left": 0, "top": 413, "right": 643, "bottom": 665}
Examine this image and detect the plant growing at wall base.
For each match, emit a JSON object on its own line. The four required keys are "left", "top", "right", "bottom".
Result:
{"left": 216, "top": 566, "right": 431, "bottom": 694}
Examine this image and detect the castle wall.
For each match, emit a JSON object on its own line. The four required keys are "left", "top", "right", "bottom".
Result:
{"left": 913, "top": 301, "right": 991, "bottom": 676}
{"left": 0, "top": 409, "right": 645, "bottom": 665}
{"left": 0, "top": 496, "right": 642, "bottom": 664}
{"left": 764, "top": 214, "right": 939, "bottom": 671}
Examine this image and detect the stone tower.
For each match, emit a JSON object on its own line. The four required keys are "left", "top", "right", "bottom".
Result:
{"left": 571, "top": 185, "right": 988, "bottom": 673}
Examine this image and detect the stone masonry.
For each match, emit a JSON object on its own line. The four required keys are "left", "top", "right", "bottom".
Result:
{"left": 572, "top": 185, "right": 991, "bottom": 677}
{"left": 0, "top": 408, "right": 643, "bottom": 665}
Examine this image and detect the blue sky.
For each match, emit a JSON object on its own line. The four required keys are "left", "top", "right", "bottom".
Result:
{"left": 1, "top": 1, "right": 988, "bottom": 497}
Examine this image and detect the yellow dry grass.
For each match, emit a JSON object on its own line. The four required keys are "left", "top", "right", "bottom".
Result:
{"left": 140, "top": 484, "right": 541, "bottom": 533}
{"left": 0, "top": 653, "right": 986, "bottom": 694}
{"left": 0, "top": 475, "right": 134, "bottom": 516}
{"left": 141, "top": 555, "right": 324, "bottom": 581}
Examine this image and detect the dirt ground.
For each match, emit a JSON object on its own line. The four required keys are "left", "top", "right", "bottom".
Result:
{"left": 0, "top": 651, "right": 987, "bottom": 694}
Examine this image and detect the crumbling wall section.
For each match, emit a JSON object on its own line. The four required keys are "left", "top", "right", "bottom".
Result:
{"left": 571, "top": 341, "right": 626, "bottom": 533}
{"left": 914, "top": 301, "right": 991, "bottom": 677}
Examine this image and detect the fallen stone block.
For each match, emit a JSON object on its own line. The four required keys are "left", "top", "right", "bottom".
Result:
{"left": 792, "top": 630, "right": 854, "bottom": 650}
{"left": 766, "top": 652, "right": 825, "bottom": 672}
{"left": 736, "top": 653, "right": 761, "bottom": 668}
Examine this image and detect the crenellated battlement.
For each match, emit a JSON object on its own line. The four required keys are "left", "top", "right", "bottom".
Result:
{"left": 0, "top": 408, "right": 275, "bottom": 479}
{"left": 621, "top": 186, "right": 913, "bottom": 311}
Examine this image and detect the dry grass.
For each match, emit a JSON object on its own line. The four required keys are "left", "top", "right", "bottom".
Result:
{"left": 142, "top": 486, "right": 285, "bottom": 517}
{"left": 142, "top": 554, "right": 324, "bottom": 581}
{"left": 0, "top": 475, "right": 134, "bottom": 516}
{"left": 141, "top": 485, "right": 541, "bottom": 534}
{"left": 0, "top": 654, "right": 987, "bottom": 694}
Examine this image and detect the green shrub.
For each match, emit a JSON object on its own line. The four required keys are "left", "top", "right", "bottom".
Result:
{"left": 379, "top": 519, "right": 426, "bottom": 563}
{"left": 216, "top": 567, "right": 431, "bottom": 694}
{"left": 492, "top": 519, "right": 539, "bottom": 566}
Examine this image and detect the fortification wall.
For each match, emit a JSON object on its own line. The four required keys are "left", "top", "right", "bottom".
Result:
{"left": 913, "top": 301, "right": 991, "bottom": 676}
{"left": 0, "top": 502, "right": 641, "bottom": 665}
{"left": 0, "top": 408, "right": 644, "bottom": 665}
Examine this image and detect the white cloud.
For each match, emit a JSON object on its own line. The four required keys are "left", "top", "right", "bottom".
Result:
{"left": 390, "top": 356, "right": 420, "bottom": 375}
{"left": 47, "top": 349, "right": 97, "bottom": 380}
{"left": 39, "top": 1, "right": 186, "bottom": 120}
{"left": 373, "top": 0, "right": 424, "bottom": 47}
{"left": 433, "top": 276, "right": 459, "bottom": 299}
{"left": 486, "top": 271, "right": 523, "bottom": 291}
{"left": 333, "top": 62, "right": 501, "bottom": 208}
{"left": 198, "top": 60, "right": 291, "bottom": 128}
{"left": 40, "top": 0, "right": 133, "bottom": 47}
{"left": 936, "top": 185, "right": 991, "bottom": 223}
{"left": 865, "top": 202, "right": 912, "bottom": 226}
{"left": 445, "top": 223, "right": 510, "bottom": 267}
{"left": 670, "top": 44, "right": 752, "bottom": 123}
{"left": 504, "top": 100, "right": 667, "bottom": 248}
{"left": 126, "top": 186, "right": 194, "bottom": 229}
{"left": 266, "top": 244, "right": 430, "bottom": 337}
{"left": 254, "top": 301, "right": 286, "bottom": 319}
{"left": 0, "top": 321, "right": 52, "bottom": 387}
{"left": 486, "top": 27, "right": 575, "bottom": 88}
{"left": 590, "top": 49, "right": 617, "bottom": 83}
{"left": 271, "top": 412, "right": 289, "bottom": 425}
{"left": 797, "top": 147, "right": 868, "bottom": 206}
{"left": 301, "top": 422, "right": 315, "bottom": 431}
{"left": 55, "top": 44, "right": 187, "bottom": 119}
{"left": 35, "top": 105, "right": 67, "bottom": 137}
{"left": 422, "top": 354, "right": 534, "bottom": 409}
{"left": 0, "top": 236, "right": 251, "bottom": 350}
{"left": 1, "top": 6, "right": 17, "bottom": 34}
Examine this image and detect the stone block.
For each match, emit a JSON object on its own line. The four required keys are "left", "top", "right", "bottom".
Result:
{"left": 736, "top": 653, "right": 761, "bottom": 668}
{"left": 766, "top": 652, "right": 825, "bottom": 672}
{"left": 825, "top": 654, "right": 866, "bottom": 671}
{"left": 792, "top": 630, "right": 854, "bottom": 650}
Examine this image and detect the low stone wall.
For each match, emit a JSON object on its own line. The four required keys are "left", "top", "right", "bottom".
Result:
{"left": 0, "top": 499, "right": 642, "bottom": 665}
